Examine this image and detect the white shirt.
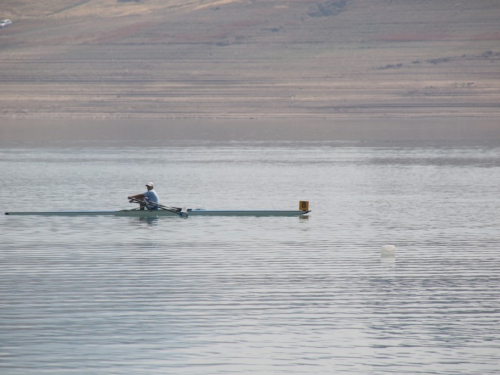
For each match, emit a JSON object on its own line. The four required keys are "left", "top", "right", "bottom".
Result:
{"left": 143, "top": 189, "right": 159, "bottom": 204}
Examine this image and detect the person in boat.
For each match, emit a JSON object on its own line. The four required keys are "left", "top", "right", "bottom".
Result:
{"left": 128, "top": 182, "right": 160, "bottom": 210}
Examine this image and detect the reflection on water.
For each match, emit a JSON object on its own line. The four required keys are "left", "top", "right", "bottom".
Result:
{"left": 380, "top": 256, "right": 396, "bottom": 268}
{"left": 1, "top": 137, "right": 500, "bottom": 374}
{"left": 135, "top": 216, "right": 160, "bottom": 225}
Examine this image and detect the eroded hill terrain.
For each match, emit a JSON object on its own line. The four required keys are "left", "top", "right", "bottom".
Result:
{"left": 0, "top": 0, "right": 499, "bottom": 119}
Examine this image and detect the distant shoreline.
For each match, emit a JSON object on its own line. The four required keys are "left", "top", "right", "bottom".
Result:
{"left": 2, "top": 117, "right": 499, "bottom": 144}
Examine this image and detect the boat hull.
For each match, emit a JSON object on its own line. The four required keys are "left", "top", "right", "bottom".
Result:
{"left": 5, "top": 209, "right": 310, "bottom": 217}
{"left": 188, "top": 209, "right": 309, "bottom": 217}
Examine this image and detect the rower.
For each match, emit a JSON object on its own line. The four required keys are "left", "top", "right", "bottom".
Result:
{"left": 128, "top": 182, "right": 159, "bottom": 210}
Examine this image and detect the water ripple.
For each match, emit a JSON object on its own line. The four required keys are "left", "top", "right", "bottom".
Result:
{"left": 1, "top": 144, "right": 500, "bottom": 374}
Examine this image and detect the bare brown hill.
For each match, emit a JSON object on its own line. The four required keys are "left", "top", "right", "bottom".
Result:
{"left": 0, "top": 0, "right": 499, "bottom": 119}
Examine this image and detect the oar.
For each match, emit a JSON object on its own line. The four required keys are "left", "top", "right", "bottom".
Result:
{"left": 128, "top": 197, "right": 188, "bottom": 218}
{"left": 153, "top": 201, "right": 189, "bottom": 218}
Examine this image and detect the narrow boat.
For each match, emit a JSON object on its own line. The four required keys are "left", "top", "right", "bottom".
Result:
{"left": 5, "top": 201, "right": 310, "bottom": 218}
{"left": 4, "top": 208, "right": 309, "bottom": 217}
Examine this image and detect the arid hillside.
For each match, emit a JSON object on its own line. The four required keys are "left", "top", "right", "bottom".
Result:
{"left": 0, "top": 0, "right": 499, "bottom": 119}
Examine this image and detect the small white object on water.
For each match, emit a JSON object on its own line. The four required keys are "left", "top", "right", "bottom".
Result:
{"left": 381, "top": 245, "right": 396, "bottom": 257}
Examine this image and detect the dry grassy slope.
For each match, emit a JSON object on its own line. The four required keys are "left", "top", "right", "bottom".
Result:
{"left": 0, "top": 0, "right": 499, "bottom": 119}
{"left": 0, "top": 0, "right": 240, "bottom": 18}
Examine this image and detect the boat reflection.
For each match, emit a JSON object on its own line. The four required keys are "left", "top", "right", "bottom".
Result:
{"left": 128, "top": 216, "right": 160, "bottom": 226}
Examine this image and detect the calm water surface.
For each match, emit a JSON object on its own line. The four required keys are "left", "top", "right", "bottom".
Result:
{"left": 1, "top": 136, "right": 500, "bottom": 374}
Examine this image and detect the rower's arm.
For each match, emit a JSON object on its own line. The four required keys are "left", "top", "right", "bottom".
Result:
{"left": 128, "top": 193, "right": 145, "bottom": 200}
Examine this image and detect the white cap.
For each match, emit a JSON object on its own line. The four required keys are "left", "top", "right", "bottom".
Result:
{"left": 146, "top": 182, "right": 154, "bottom": 188}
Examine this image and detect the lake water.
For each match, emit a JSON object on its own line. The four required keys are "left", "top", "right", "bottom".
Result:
{"left": 1, "top": 119, "right": 500, "bottom": 374}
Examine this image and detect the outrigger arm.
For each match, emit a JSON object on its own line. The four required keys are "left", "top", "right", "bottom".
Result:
{"left": 128, "top": 197, "right": 188, "bottom": 218}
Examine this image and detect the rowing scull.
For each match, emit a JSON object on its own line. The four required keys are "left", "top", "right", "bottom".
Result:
{"left": 5, "top": 208, "right": 310, "bottom": 217}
